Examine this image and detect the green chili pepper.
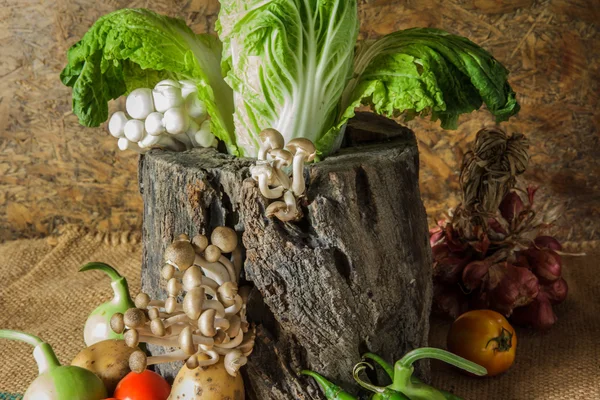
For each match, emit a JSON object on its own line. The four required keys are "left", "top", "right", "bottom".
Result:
{"left": 302, "top": 347, "right": 486, "bottom": 400}
{"left": 300, "top": 370, "right": 357, "bottom": 400}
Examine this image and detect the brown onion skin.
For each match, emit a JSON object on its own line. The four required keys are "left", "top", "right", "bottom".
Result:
{"left": 429, "top": 227, "right": 445, "bottom": 247}
{"left": 432, "top": 243, "right": 471, "bottom": 284}
{"left": 499, "top": 191, "right": 524, "bottom": 222}
{"left": 542, "top": 278, "right": 568, "bottom": 304}
{"left": 462, "top": 260, "right": 490, "bottom": 290}
{"left": 511, "top": 293, "right": 557, "bottom": 330}
{"left": 534, "top": 236, "right": 563, "bottom": 252}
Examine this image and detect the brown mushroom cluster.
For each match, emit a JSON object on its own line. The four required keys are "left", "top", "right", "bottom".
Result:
{"left": 250, "top": 129, "right": 316, "bottom": 222}
{"left": 111, "top": 227, "right": 255, "bottom": 377}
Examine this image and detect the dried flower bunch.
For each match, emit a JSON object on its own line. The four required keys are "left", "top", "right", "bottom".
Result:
{"left": 111, "top": 227, "right": 255, "bottom": 376}
{"left": 431, "top": 127, "right": 570, "bottom": 330}
{"left": 251, "top": 129, "right": 316, "bottom": 222}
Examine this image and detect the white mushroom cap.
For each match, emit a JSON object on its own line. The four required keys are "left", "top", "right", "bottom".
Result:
{"left": 126, "top": 88, "right": 155, "bottom": 120}
{"left": 164, "top": 107, "right": 190, "bottom": 135}
{"left": 145, "top": 112, "right": 166, "bottom": 136}
{"left": 153, "top": 80, "right": 183, "bottom": 113}
{"left": 186, "top": 94, "right": 207, "bottom": 120}
{"left": 179, "top": 80, "right": 197, "bottom": 100}
{"left": 194, "top": 120, "right": 215, "bottom": 148}
{"left": 124, "top": 119, "right": 145, "bottom": 143}
{"left": 108, "top": 111, "right": 128, "bottom": 138}
{"left": 117, "top": 138, "right": 142, "bottom": 152}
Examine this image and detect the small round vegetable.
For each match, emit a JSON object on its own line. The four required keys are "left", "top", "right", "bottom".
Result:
{"left": 80, "top": 263, "right": 136, "bottom": 346}
{"left": 108, "top": 111, "right": 128, "bottom": 138}
{"left": 0, "top": 330, "right": 107, "bottom": 400}
{"left": 145, "top": 112, "right": 166, "bottom": 136}
{"left": 71, "top": 339, "right": 137, "bottom": 395}
{"left": 153, "top": 80, "right": 183, "bottom": 112}
{"left": 126, "top": 88, "right": 155, "bottom": 120}
{"left": 113, "top": 370, "right": 171, "bottom": 400}
{"left": 169, "top": 357, "right": 245, "bottom": 400}
{"left": 447, "top": 310, "right": 517, "bottom": 377}
{"left": 164, "top": 107, "right": 189, "bottom": 135}
{"left": 194, "top": 120, "right": 215, "bottom": 148}
{"left": 124, "top": 119, "right": 145, "bottom": 143}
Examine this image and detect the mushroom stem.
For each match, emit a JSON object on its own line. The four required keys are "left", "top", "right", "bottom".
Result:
{"left": 194, "top": 255, "right": 231, "bottom": 285}
{"left": 137, "top": 333, "right": 213, "bottom": 347}
{"left": 203, "top": 300, "right": 226, "bottom": 318}
{"left": 215, "top": 330, "right": 244, "bottom": 349}
{"left": 194, "top": 350, "right": 220, "bottom": 367}
{"left": 164, "top": 313, "right": 195, "bottom": 328}
{"left": 219, "top": 256, "right": 238, "bottom": 283}
{"left": 225, "top": 295, "right": 243, "bottom": 317}
{"left": 258, "top": 174, "right": 284, "bottom": 199}
{"left": 224, "top": 349, "right": 248, "bottom": 377}
{"left": 146, "top": 349, "right": 189, "bottom": 365}
{"left": 291, "top": 153, "right": 307, "bottom": 196}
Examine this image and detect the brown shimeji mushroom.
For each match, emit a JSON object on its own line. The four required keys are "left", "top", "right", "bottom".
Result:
{"left": 258, "top": 128, "right": 285, "bottom": 161}
{"left": 250, "top": 163, "right": 284, "bottom": 199}
{"left": 286, "top": 138, "right": 316, "bottom": 197}
{"left": 113, "top": 227, "right": 255, "bottom": 377}
{"left": 266, "top": 190, "right": 300, "bottom": 222}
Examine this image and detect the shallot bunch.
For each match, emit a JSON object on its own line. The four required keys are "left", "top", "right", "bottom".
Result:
{"left": 430, "top": 127, "right": 570, "bottom": 330}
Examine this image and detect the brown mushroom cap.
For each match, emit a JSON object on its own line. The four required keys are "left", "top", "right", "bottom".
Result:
{"left": 179, "top": 326, "right": 197, "bottom": 356}
{"left": 183, "top": 287, "right": 205, "bottom": 320}
{"left": 134, "top": 292, "right": 151, "bottom": 309}
{"left": 161, "top": 264, "right": 176, "bottom": 280}
{"left": 213, "top": 330, "right": 227, "bottom": 345}
{"left": 211, "top": 227, "right": 238, "bottom": 253}
{"left": 148, "top": 307, "right": 160, "bottom": 320}
{"left": 110, "top": 312, "right": 125, "bottom": 334}
{"left": 270, "top": 148, "right": 293, "bottom": 166}
{"left": 129, "top": 350, "right": 148, "bottom": 373}
{"left": 265, "top": 201, "right": 287, "bottom": 218}
{"left": 165, "top": 296, "right": 178, "bottom": 314}
{"left": 218, "top": 281, "right": 239, "bottom": 304}
{"left": 182, "top": 265, "right": 204, "bottom": 291}
{"left": 124, "top": 329, "right": 140, "bottom": 348}
{"left": 259, "top": 128, "right": 284, "bottom": 149}
{"left": 175, "top": 233, "right": 190, "bottom": 242}
{"left": 198, "top": 309, "right": 218, "bottom": 337}
{"left": 167, "top": 278, "right": 182, "bottom": 296}
{"left": 164, "top": 240, "right": 196, "bottom": 271}
{"left": 191, "top": 234, "right": 209, "bottom": 253}
{"left": 124, "top": 308, "right": 147, "bottom": 328}
{"left": 224, "top": 349, "right": 247, "bottom": 377}
{"left": 204, "top": 245, "right": 222, "bottom": 263}
{"left": 186, "top": 355, "right": 199, "bottom": 369}
{"left": 286, "top": 138, "right": 316, "bottom": 161}
{"left": 150, "top": 318, "right": 166, "bottom": 337}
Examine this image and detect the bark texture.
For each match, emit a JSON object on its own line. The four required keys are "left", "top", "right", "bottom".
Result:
{"left": 139, "top": 112, "right": 433, "bottom": 399}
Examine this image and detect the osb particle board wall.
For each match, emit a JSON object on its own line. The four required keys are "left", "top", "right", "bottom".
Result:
{"left": 1, "top": 0, "right": 598, "bottom": 243}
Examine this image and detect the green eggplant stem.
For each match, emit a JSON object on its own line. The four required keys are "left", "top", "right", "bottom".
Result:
{"left": 0, "top": 330, "right": 61, "bottom": 374}
{"left": 80, "top": 262, "right": 123, "bottom": 281}
{"left": 300, "top": 370, "right": 357, "bottom": 400}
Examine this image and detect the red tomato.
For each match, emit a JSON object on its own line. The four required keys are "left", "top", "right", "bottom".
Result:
{"left": 114, "top": 370, "right": 171, "bottom": 400}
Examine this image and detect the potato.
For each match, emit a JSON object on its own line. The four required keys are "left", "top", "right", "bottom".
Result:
{"left": 71, "top": 339, "right": 137, "bottom": 395}
{"left": 170, "top": 357, "right": 244, "bottom": 400}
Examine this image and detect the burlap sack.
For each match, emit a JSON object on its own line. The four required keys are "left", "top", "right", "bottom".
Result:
{"left": 0, "top": 227, "right": 598, "bottom": 399}
{"left": 0, "top": 226, "right": 142, "bottom": 394}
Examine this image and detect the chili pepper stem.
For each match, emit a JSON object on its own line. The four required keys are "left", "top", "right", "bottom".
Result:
{"left": 362, "top": 352, "right": 394, "bottom": 380}
{"left": 0, "top": 330, "right": 61, "bottom": 374}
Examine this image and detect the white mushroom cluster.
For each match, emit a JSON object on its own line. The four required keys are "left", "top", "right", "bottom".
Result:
{"left": 111, "top": 227, "right": 254, "bottom": 377}
{"left": 251, "top": 129, "right": 316, "bottom": 222}
{"left": 108, "top": 80, "right": 218, "bottom": 153}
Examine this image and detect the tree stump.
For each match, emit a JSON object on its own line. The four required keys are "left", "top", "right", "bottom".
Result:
{"left": 139, "top": 112, "right": 433, "bottom": 399}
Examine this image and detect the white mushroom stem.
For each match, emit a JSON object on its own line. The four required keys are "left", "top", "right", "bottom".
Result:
{"left": 118, "top": 138, "right": 145, "bottom": 154}
{"left": 225, "top": 295, "right": 243, "bottom": 317}
{"left": 291, "top": 151, "right": 308, "bottom": 196}
{"left": 136, "top": 333, "right": 213, "bottom": 347}
{"left": 146, "top": 349, "right": 189, "bottom": 365}
{"left": 219, "top": 256, "right": 238, "bottom": 283}
{"left": 138, "top": 132, "right": 181, "bottom": 150}
{"left": 215, "top": 330, "right": 244, "bottom": 349}
{"left": 203, "top": 300, "right": 226, "bottom": 318}
{"left": 194, "top": 255, "right": 231, "bottom": 285}
{"left": 256, "top": 173, "right": 284, "bottom": 199}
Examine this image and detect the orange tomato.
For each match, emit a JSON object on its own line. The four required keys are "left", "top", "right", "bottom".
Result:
{"left": 447, "top": 309, "right": 517, "bottom": 377}
{"left": 113, "top": 370, "right": 171, "bottom": 400}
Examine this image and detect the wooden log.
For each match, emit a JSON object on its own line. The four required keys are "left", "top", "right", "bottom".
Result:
{"left": 139, "top": 112, "right": 433, "bottom": 399}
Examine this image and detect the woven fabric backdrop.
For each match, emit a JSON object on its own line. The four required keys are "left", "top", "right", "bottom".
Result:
{"left": 0, "top": 227, "right": 598, "bottom": 399}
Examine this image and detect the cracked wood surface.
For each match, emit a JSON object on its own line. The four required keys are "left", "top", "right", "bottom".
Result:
{"left": 139, "top": 113, "right": 432, "bottom": 399}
